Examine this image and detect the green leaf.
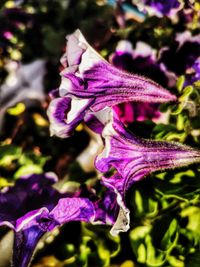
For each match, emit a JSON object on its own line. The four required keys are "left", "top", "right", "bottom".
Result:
{"left": 193, "top": 80, "right": 200, "bottom": 88}
{"left": 14, "top": 164, "right": 43, "bottom": 178}
{"left": 176, "top": 76, "right": 185, "bottom": 93}
{"left": 181, "top": 207, "right": 200, "bottom": 238}
{"left": 130, "top": 225, "right": 151, "bottom": 264}
{"left": 0, "top": 145, "right": 22, "bottom": 168}
{"left": 0, "top": 177, "right": 14, "bottom": 188}
{"left": 19, "top": 152, "right": 49, "bottom": 167}
{"left": 151, "top": 216, "right": 178, "bottom": 251}
{"left": 179, "top": 86, "right": 194, "bottom": 102}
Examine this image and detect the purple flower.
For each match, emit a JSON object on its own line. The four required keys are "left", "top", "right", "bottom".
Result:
{"left": 95, "top": 114, "right": 200, "bottom": 233}
{"left": 159, "top": 31, "right": 200, "bottom": 76}
{"left": 47, "top": 29, "right": 176, "bottom": 138}
{"left": 0, "top": 173, "right": 116, "bottom": 267}
{"left": 136, "top": 0, "right": 183, "bottom": 16}
{"left": 185, "top": 59, "right": 200, "bottom": 86}
{"left": 110, "top": 40, "right": 168, "bottom": 87}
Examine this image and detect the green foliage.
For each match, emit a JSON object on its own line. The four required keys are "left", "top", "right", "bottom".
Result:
{"left": 0, "top": 143, "right": 49, "bottom": 181}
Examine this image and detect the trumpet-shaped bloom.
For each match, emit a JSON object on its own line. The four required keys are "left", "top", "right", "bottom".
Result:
{"left": 0, "top": 173, "right": 117, "bottom": 267}
{"left": 96, "top": 117, "right": 200, "bottom": 192}
{"left": 95, "top": 115, "right": 200, "bottom": 234}
{"left": 47, "top": 29, "right": 176, "bottom": 138}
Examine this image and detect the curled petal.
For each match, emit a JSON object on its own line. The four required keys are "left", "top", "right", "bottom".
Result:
{"left": 84, "top": 108, "right": 114, "bottom": 134}
{"left": 93, "top": 189, "right": 119, "bottom": 225}
{"left": 101, "top": 174, "right": 130, "bottom": 236}
{"left": 50, "top": 198, "right": 95, "bottom": 224}
{"left": 13, "top": 227, "right": 44, "bottom": 267}
{"left": 47, "top": 96, "right": 93, "bottom": 138}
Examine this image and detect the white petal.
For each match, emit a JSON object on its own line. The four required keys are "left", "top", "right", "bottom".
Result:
{"left": 59, "top": 77, "right": 74, "bottom": 96}
{"left": 67, "top": 98, "right": 90, "bottom": 123}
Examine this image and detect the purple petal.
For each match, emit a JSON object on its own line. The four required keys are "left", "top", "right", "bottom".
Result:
{"left": 50, "top": 198, "right": 95, "bottom": 224}
{"left": 0, "top": 173, "right": 62, "bottom": 267}
{"left": 101, "top": 174, "right": 130, "bottom": 236}
{"left": 93, "top": 189, "right": 119, "bottom": 225}
{"left": 12, "top": 209, "right": 56, "bottom": 267}
{"left": 113, "top": 101, "right": 161, "bottom": 124}
{"left": 13, "top": 228, "right": 44, "bottom": 267}
{"left": 84, "top": 108, "right": 114, "bottom": 134}
{"left": 110, "top": 40, "right": 168, "bottom": 87}
{"left": 110, "top": 41, "right": 167, "bottom": 124}
{"left": 185, "top": 59, "right": 200, "bottom": 86}
{"left": 95, "top": 116, "right": 200, "bottom": 233}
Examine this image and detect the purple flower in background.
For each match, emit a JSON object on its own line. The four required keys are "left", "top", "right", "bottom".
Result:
{"left": 143, "top": 0, "right": 182, "bottom": 16}
{"left": 0, "top": 173, "right": 61, "bottom": 267}
{"left": 134, "top": 0, "right": 183, "bottom": 16}
{"left": 110, "top": 40, "right": 134, "bottom": 71}
{"left": 0, "top": 173, "right": 116, "bottom": 267}
{"left": 47, "top": 29, "right": 176, "bottom": 138}
{"left": 159, "top": 31, "right": 200, "bottom": 76}
{"left": 110, "top": 40, "right": 168, "bottom": 123}
{"left": 185, "top": 59, "right": 200, "bottom": 86}
{"left": 113, "top": 102, "right": 161, "bottom": 124}
{"left": 111, "top": 40, "right": 169, "bottom": 88}
{"left": 95, "top": 114, "right": 200, "bottom": 233}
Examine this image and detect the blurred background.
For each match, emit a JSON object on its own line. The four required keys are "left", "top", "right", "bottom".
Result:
{"left": 0, "top": 0, "right": 200, "bottom": 266}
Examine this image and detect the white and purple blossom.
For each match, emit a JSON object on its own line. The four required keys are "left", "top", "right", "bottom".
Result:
{"left": 96, "top": 115, "right": 200, "bottom": 189}
{"left": 0, "top": 173, "right": 117, "bottom": 267}
{"left": 95, "top": 114, "right": 200, "bottom": 234}
{"left": 47, "top": 29, "right": 177, "bottom": 138}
